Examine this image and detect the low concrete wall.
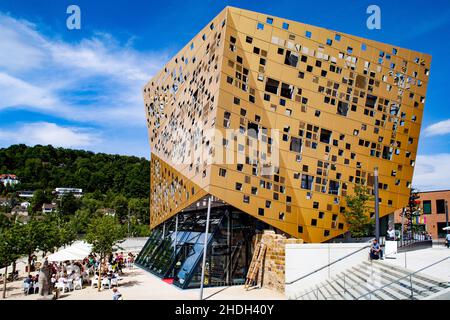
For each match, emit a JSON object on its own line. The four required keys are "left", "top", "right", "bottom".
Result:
{"left": 285, "top": 243, "right": 370, "bottom": 299}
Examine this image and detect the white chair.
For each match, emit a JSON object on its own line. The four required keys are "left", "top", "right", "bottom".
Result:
{"left": 101, "top": 277, "right": 111, "bottom": 289}
{"left": 23, "top": 282, "right": 30, "bottom": 294}
{"left": 110, "top": 277, "right": 119, "bottom": 287}
{"left": 33, "top": 283, "right": 39, "bottom": 294}
{"left": 74, "top": 278, "right": 82, "bottom": 290}
{"left": 67, "top": 279, "right": 74, "bottom": 291}
{"left": 56, "top": 279, "right": 68, "bottom": 293}
{"left": 91, "top": 276, "right": 99, "bottom": 288}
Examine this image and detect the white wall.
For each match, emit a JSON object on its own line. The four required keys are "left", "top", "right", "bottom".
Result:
{"left": 285, "top": 243, "right": 370, "bottom": 299}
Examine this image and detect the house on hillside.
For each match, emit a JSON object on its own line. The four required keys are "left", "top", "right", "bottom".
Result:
{"left": 0, "top": 197, "right": 10, "bottom": 207}
{"left": 18, "top": 191, "right": 34, "bottom": 198}
{"left": 11, "top": 205, "right": 29, "bottom": 217}
{"left": 0, "top": 174, "right": 20, "bottom": 186}
{"left": 42, "top": 203, "right": 57, "bottom": 214}
{"left": 20, "top": 201, "right": 31, "bottom": 209}
{"left": 54, "top": 187, "right": 83, "bottom": 198}
{"left": 4, "top": 212, "right": 30, "bottom": 224}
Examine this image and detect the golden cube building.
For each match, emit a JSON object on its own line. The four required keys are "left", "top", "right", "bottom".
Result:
{"left": 143, "top": 6, "right": 431, "bottom": 244}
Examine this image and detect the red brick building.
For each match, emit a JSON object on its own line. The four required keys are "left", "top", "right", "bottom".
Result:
{"left": 394, "top": 190, "right": 450, "bottom": 239}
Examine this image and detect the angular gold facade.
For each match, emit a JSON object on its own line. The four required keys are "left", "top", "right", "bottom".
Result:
{"left": 143, "top": 7, "right": 431, "bottom": 243}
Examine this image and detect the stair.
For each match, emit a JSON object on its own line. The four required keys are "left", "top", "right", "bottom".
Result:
{"left": 294, "top": 260, "right": 450, "bottom": 300}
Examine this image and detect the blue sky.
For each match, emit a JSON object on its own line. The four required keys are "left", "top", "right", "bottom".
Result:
{"left": 0, "top": 0, "right": 449, "bottom": 190}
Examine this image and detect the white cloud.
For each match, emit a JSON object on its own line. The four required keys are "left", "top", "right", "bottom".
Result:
{"left": 0, "top": 12, "right": 168, "bottom": 127}
{"left": 0, "top": 122, "right": 101, "bottom": 149}
{"left": 0, "top": 72, "right": 58, "bottom": 109}
{"left": 413, "top": 154, "right": 450, "bottom": 191}
{"left": 423, "top": 119, "right": 450, "bottom": 137}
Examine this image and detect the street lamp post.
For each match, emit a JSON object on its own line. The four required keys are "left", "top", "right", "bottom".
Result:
{"left": 199, "top": 196, "right": 212, "bottom": 300}
{"left": 374, "top": 167, "right": 380, "bottom": 242}
{"left": 128, "top": 206, "right": 131, "bottom": 238}
{"left": 445, "top": 200, "right": 449, "bottom": 235}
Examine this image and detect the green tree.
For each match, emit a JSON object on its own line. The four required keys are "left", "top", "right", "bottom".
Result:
{"left": 0, "top": 227, "right": 20, "bottom": 298}
{"left": 85, "top": 216, "right": 125, "bottom": 291}
{"left": 343, "top": 184, "right": 374, "bottom": 238}
{"left": 30, "top": 189, "right": 49, "bottom": 213}
{"left": 59, "top": 193, "right": 81, "bottom": 217}
{"left": 112, "top": 195, "right": 128, "bottom": 223}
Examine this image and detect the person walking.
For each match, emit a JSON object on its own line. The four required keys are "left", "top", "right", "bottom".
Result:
{"left": 445, "top": 233, "right": 450, "bottom": 248}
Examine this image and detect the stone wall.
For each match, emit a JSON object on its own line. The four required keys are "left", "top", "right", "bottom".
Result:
{"left": 254, "top": 230, "right": 303, "bottom": 293}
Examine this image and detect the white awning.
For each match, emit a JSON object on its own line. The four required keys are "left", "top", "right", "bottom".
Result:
{"left": 47, "top": 241, "right": 92, "bottom": 262}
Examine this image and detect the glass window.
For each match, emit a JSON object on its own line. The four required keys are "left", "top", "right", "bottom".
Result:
{"left": 326, "top": 38, "right": 332, "bottom": 45}
{"left": 361, "top": 43, "right": 367, "bottom": 51}
{"left": 335, "top": 34, "right": 341, "bottom": 41}
{"left": 265, "top": 78, "right": 279, "bottom": 94}
{"left": 301, "top": 174, "right": 314, "bottom": 190}
{"left": 257, "top": 22, "right": 264, "bottom": 30}
{"left": 436, "top": 199, "right": 446, "bottom": 214}
{"left": 266, "top": 17, "right": 273, "bottom": 24}
{"left": 284, "top": 50, "right": 299, "bottom": 67}
{"left": 423, "top": 200, "right": 432, "bottom": 214}
{"left": 305, "top": 31, "right": 312, "bottom": 38}
{"left": 290, "top": 137, "right": 302, "bottom": 153}
{"left": 282, "top": 22, "right": 289, "bottom": 30}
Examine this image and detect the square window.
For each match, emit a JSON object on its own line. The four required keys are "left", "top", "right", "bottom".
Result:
{"left": 282, "top": 22, "right": 289, "bottom": 30}
{"left": 313, "top": 201, "right": 319, "bottom": 209}
{"left": 257, "top": 22, "right": 264, "bottom": 30}
{"left": 219, "top": 168, "right": 227, "bottom": 177}
{"left": 258, "top": 208, "right": 265, "bottom": 216}
{"left": 423, "top": 200, "right": 432, "bottom": 214}
{"left": 305, "top": 31, "right": 312, "bottom": 38}
{"left": 326, "top": 38, "right": 333, "bottom": 45}
{"left": 246, "top": 36, "right": 253, "bottom": 44}
{"left": 311, "top": 219, "right": 317, "bottom": 226}
{"left": 298, "top": 226, "right": 303, "bottom": 233}
{"left": 361, "top": 43, "right": 367, "bottom": 51}
{"left": 335, "top": 34, "right": 341, "bottom": 41}
{"left": 266, "top": 17, "right": 273, "bottom": 25}
{"left": 243, "top": 195, "right": 250, "bottom": 204}
{"left": 436, "top": 199, "right": 446, "bottom": 214}
{"left": 277, "top": 47, "right": 284, "bottom": 55}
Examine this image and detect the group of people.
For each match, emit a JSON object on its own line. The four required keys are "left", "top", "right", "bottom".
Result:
{"left": 20, "top": 251, "right": 136, "bottom": 299}
{"left": 23, "top": 274, "right": 40, "bottom": 294}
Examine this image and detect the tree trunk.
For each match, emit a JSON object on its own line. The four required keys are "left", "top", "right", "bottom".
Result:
{"left": 12, "top": 261, "right": 16, "bottom": 275}
{"left": 97, "top": 255, "right": 102, "bottom": 292}
{"left": 27, "top": 255, "right": 32, "bottom": 276}
{"left": 2, "top": 266, "right": 7, "bottom": 299}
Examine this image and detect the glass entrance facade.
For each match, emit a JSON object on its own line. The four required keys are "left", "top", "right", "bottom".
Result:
{"left": 135, "top": 202, "right": 271, "bottom": 289}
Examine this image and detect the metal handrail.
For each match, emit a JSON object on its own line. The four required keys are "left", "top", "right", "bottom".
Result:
{"left": 286, "top": 243, "right": 372, "bottom": 285}
{"left": 356, "top": 255, "right": 450, "bottom": 300}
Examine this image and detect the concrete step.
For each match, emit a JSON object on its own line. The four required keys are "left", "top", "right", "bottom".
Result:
{"left": 355, "top": 263, "right": 420, "bottom": 300}
{"left": 371, "top": 260, "right": 450, "bottom": 289}
{"left": 368, "top": 262, "right": 449, "bottom": 295}
{"left": 349, "top": 266, "right": 399, "bottom": 300}
{"left": 360, "top": 262, "right": 439, "bottom": 298}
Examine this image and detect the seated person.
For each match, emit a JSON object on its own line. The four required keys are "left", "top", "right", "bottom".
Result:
{"left": 23, "top": 275, "right": 34, "bottom": 294}
{"left": 370, "top": 239, "right": 383, "bottom": 260}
